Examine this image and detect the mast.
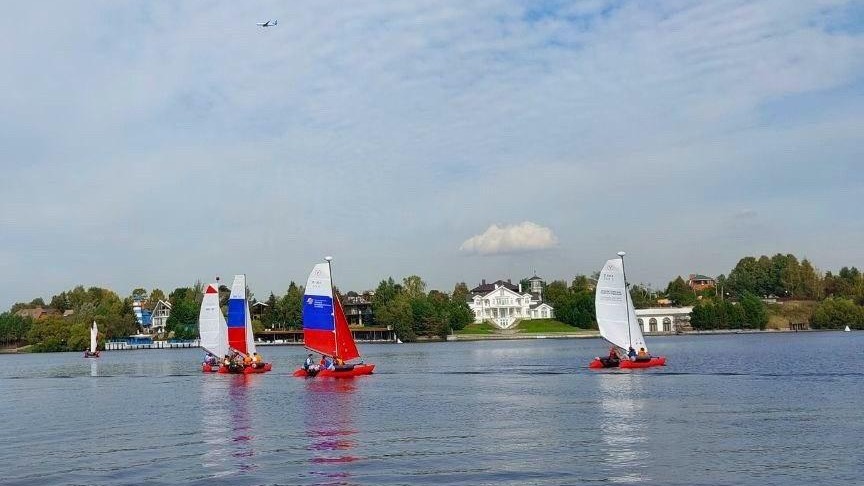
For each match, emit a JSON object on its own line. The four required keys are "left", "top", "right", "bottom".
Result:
{"left": 325, "top": 256, "right": 337, "bottom": 358}
{"left": 618, "top": 251, "right": 632, "bottom": 350}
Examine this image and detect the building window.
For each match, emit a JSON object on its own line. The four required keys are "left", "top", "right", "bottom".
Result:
{"left": 649, "top": 318, "right": 657, "bottom": 333}
{"left": 638, "top": 318, "right": 644, "bottom": 332}
{"left": 663, "top": 317, "right": 672, "bottom": 332}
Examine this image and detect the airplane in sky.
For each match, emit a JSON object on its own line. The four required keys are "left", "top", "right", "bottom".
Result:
{"left": 256, "top": 20, "right": 277, "bottom": 27}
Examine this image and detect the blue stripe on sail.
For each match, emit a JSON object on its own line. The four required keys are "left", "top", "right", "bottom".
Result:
{"left": 227, "top": 298, "right": 246, "bottom": 328}
{"left": 302, "top": 294, "right": 334, "bottom": 331}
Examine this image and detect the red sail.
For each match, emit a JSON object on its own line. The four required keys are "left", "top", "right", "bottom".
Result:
{"left": 334, "top": 297, "right": 360, "bottom": 362}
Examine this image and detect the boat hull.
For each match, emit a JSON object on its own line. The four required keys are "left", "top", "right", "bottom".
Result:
{"left": 83, "top": 351, "right": 100, "bottom": 358}
{"left": 589, "top": 357, "right": 620, "bottom": 369}
{"left": 215, "top": 363, "right": 273, "bottom": 374}
{"left": 619, "top": 356, "right": 666, "bottom": 368}
{"left": 590, "top": 356, "right": 666, "bottom": 369}
{"left": 201, "top": 364, "right": 220, "bottom": 373}
{"left": 293, "top": 363, "right": 375, "bottom": 378}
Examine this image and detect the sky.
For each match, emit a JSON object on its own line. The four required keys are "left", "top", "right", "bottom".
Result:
{"left": 2, "top": 0, "right": 863, "bottom": 309}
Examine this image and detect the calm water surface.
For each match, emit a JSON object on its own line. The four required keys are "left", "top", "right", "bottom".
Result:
{"left": 1, "top": 333, "right": 862, "bottom": 485}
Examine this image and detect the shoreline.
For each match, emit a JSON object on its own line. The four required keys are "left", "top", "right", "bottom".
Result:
{"left": 0, "top": 328, "right": 847, "bottom": 353}
{"left": 448, "top": 327, "right": 837, "bottom": 342}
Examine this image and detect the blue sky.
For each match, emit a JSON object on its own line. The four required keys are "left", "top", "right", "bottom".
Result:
{"left": 1, "top": 0, "right": 863, "bottom": 308}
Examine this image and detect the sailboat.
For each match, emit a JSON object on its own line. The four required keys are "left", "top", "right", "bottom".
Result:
{"left": 293, "top": 257, "right": 375, "bottom": 377}
{"left": 221, "top": 274, "right": 272, "bottom": 374}
{"left": 844, "top": 325, "right": 851, "bottom": 332}
{"left": 199, "top": 282, "right": 229, "bottom": 372}
{"left": 83, "top": 320, "right": 100, "bottom": 358}
{"left": 589, "top": 252, "right": 666, "bottom": 369}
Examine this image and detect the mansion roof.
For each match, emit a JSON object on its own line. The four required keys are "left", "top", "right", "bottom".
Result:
{"left": 470, "top": 279, "right": 519, "bottom": 295}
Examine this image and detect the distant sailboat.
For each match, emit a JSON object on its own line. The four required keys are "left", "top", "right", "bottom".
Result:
{"left": 223, "top": 275, "right": 272, "bottom": 374}
{"left": 589, "top": 252, "right": 666, "bottom": 369}
{"left": 199, "top": 283, "right": 229, "bottom": 372}
{"left": 84, "top": 321, "right": 100, "bottom": 358}
{"left": 294, "top": 257, "right": 375, "bottom": 377}
{"left": 844, "top": 325, "right": 851, "bottom": 332}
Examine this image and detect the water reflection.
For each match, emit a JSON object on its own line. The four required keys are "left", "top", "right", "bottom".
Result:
{"left": 303, "top": 379, "right": 360, "bottom": 486}
{"left": 598, "top": 373, "right": 650, "bottom": 483}
{"left": 200, "top": 375, "right": 260, "bottom": 478}
{"left": 90, "top": 359, "right": 98, "bottom": 377}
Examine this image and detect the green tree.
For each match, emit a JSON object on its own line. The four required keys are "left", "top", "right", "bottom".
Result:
{"left": 402, "top": 275, "right": 426, "bottom": 299}
{"left": 630, "top": 284, "right": 655, "bottom": 309}
{"left": 149, "top": 288, "right": 166, "bottom": 303}
{"left": 740, "top": 292, "right": 768, "bottom": 330}
{"left": 261, "top": 292, "right": 278, "bottom": 327}
{"left": 810, "top": 298, "right": 864, "bottom": 329}
{"left": 666, "top": 277, "right": 697, "bottom": 306}
{"left": 451, "top": 282, "right": 470, "bottom": 304}
{"left": 280, "top": 282, "right": 304, "bottom": 329}
{"left": 373, "top": 277, "right": 401, "bottom": 310}
{"left": 376, "top": 295, "right": 415, "bottom": 342}
{"left": 690, "top": 303, "right": 717, "bottom": 330}
{"left": 448, "top": 300, "right": 473, "bottom": 332}
{"left": 165, "top": 299, "right": 198, "bottom": 340}
{"left": 0, "top": 313, "right": 32, "bottom": 345}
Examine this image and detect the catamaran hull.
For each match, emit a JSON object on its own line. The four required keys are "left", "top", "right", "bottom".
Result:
{"left": 83, "top": 351, "right": 100, "bottom": 358}
{"left": 201, "top": 364, "right": 220, "bottom": 373}
{"left": 588, "top": 357, "right": 620, "bottom": 368}
{"left": 293, "top": 363, "right": 375, "bottom": 378}
{"left": 620, "top": 356, "right": 666, "bottom": 368}
{"left": 215, "top": 363, "right": 273, "bottom": 374}
{"left": 590, "top": 356, "right": 666, "bottom": 369}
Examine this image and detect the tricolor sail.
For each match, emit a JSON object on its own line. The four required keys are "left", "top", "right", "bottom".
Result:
{"left": 595, "top": 258, "right": 647, "bottom": 353}
{"left": 302, "top": 262, "right": 359, "bottom": 361}
{"left": 227, "top": 275, "right": 256, "bottom": 356}
{"left": 199, "top": 283, "right": 230, "bottom": 358}
{"left": 90, "top": 321, "right": 98, "bottom": 354}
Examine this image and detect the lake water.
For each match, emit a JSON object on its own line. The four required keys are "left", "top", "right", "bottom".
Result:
{"left": 1, "top": 332, "right": 861, "bottom": 485}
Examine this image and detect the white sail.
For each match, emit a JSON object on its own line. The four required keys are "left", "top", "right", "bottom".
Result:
{"left": 844, "top": 325, "right": 851, "bottom": 332}
{"left": 244, "top": 290, "right": 257, "bottom": 356}
{"left": 595, "top": 258, "right": 647, "bottom": 353}
{"left": 199, "top": 283, "right": 230, "bottom": 358}
{"left": 90, "top": 321, "right": 98, "bottom": 353}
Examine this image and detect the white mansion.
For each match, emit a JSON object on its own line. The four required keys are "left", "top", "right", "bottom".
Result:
{"left": 468, "top": 276, "right": 554, "bottom": 329}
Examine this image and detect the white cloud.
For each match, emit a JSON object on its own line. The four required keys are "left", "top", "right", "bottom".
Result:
{"left": 460, "top": 222, "right": 559, "bottom": 255}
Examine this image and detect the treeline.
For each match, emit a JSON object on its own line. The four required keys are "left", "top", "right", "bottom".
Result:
{"left": 689, "top": 293, "right": 769, "bottom": 330}
{"left": 369, "top": 276, "right": 474, "bottom": 341}
{"left": 541, "top": 275, "right": 596, "bottom": 329}
{"left": 2, "top": 286, "right": 139, "bottom": 351}
{"left": 680, "top": 254, "right": 864, "bottom": 330}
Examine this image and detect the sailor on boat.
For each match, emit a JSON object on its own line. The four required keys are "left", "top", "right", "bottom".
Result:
{"left": 303, "top": 353, "right": 320, "bottom": 372}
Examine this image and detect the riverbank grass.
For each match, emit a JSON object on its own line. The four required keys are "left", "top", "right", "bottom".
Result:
{"left": 515, "top": 319, "right": 588, "bottom": 333}
{"left": 457, "top": 322, "right": 497, "bottom": 334}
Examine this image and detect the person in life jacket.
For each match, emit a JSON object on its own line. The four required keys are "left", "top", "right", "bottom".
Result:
{"left": 251, "top": 352, "right": 263, "bottom": 368}
{"left": 627, "top": 347, "right": 637, "bottom": 360}
{"left": 637, "top": 347, "right": 649, "bottom": 359}
{"left": 242, "top": 354, "right": 253, "bottom": 367}
{"left": 303, "top": 353, "right": 315, "bottom": 371}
